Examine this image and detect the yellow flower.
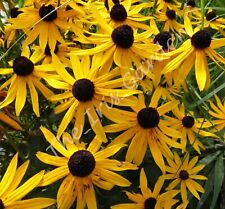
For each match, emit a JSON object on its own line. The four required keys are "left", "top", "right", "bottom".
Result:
{"left": 36, "top": 127, "right": 138, "bottom": 209}
{"left": 111, "top": 168, "right": 179, "bottom": 209}
{"left": 0, "top": 54, "right": 55, "bottom": 116}
{"left": 164, "top": 153, "right": 207, "bottom": 202}
{"left": 47, "top": 54, "right": 140, "bottom": 141}
{"left": 165, "top": 103, "right": 217, "bottom": 153}
{"left": 92, "top": 0, "right": 151, "bottom": 30}
{"left": 209, "top": 94, "right": 225, "bottom": 132}
{"left": 196, "top": 10, "right": 225, "bottom": 31}
{"left": 8, "top": 3, "right": 76, "bottom": 52}
{"left": 155, "top": 9, "right": 185, "bottom": 34}
{"left": 70, "top": 15, "right": 163, "bottom": 70}
{"left": 162, "top": 26, "right": 225, "bottom": 91}
{"left": 105, "top": 89, "right": 181, "bottom": 172}
{"left": 0, "top": 153, "right": 55, "bottom": 209}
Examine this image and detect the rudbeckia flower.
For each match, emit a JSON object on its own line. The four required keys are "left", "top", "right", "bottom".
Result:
{"left": 70, "top": 18, "right": 163, "bottom": 70}
{"left": 105, "top": 90, "right": 181, "bottom": 172}
{"left": 162, "top": 26, "right": 225, "bottom": 91}
{"left": 47, "top": 55, "right": 140, "bottom": 141}
{"left": 0, "top": 54, "right": 55, "bottom": 116}
{"left": 8, "top": 3, "right": 75, "bottom": 51}
{"left": 164, "top": 153, "right": 207, "bottom": 202}
{"left": 0, "top": 153, "right": 56, "bottom": 209}
{"left": 201, "top": 10, "right": 225, "bottom": 31}
{"left": 164, "top": 103, "right": 217, "bottom": 153}
{"left": 111, "top": 168, "right": 179, "bottom": 209}
{"left": 92, "top": 0, "right": 151, "bottom": 30}
{"left": 36, "top": 127, "right": 138, "bottom": 209}
{"left": 155, "top": 9, "right": 184, "bottom": 34}
{"left": 208, "top": 94, "right": 225, "bottom": 131}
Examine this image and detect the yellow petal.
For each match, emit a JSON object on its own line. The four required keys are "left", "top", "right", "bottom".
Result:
{"left": 4, "top": 171, "right": 45, "bottom": 205}
{"left": 0, "top": 153, "right": 18, "bottom": 197}
{"left": 4, "top": 161, "right": 29, "bottom": 194}
{"left": 15, "top": 77, "right": 27, "bottom": 116}
{"left": 6, "top": 198, "right": 56, "bottom": 209}
{"left": 36, "top": 152, "right": 68, "bottom": 167}
{"left": 195, "top": 50, "right": 207, "bottom": 91}
{"left": 27, "top": 77, "right": 39, "bottom": 116}
{"left": 39, "top": 166, "right": 69, "bottom": 187}
{"left": 57, "top": 175, "right": 77, "bottom": 209}
{"left": 57, "top": 100, "right": 79, "bottom": 138}
{"left": 40, "top": 126, "right": 70, "bottom": 158}
{"left": 85, "top": 184, "right": 97, "bottom": 209}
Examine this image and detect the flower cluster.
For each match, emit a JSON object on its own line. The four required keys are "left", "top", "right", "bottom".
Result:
{"left": 0, "top": 0, "right": 224, "bottom": 209}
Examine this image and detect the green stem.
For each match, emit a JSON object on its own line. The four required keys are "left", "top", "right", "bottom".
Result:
{"left": 151, "top": 0, "right": 158, "bottom": 15}
{"left": 201, "top": 0, "right": 205, "bottom": 28}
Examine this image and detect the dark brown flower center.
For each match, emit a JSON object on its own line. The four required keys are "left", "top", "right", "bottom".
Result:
{"left": 182, "top": 116, "right": 195, "bottom": 128}
{"left": 191, "top": 30, "right": 211, "bottom": 49}
{"left": 68, "top": 150, "right": 96, "bottom": 177}
{"left": 44, "top": 43, "right": 59, "bottom": 56}
{"left": 166, "top": 9, "right": 176, "bottom": 20}
{"left": 72, "top": 79, "right": 95, "bottom": 102}
{"left": 13, "top": 56, "right": 34, "bottom": 76}
{"left": 39, "top": 4, "right": 57, "bottom": 22}
{"left": 0, "top": 199, "right": 4, "bottom": 209}
{"left": 179, "top": 170, "right": 189, "bottom": 180}
{"left": 206, "top": 11, "right": 217, "bottom": 21}
{"left": 186, "top": 0, "right": 196, "bottom": 7}
{"left": 110, "top": 4, "right": 127, "bottom": 22}
{"left": 137, "top": 107, "right": 160, "bottom": 129}
{"left": 144, "top": 197, "right": 157, "bottom": 209}
{"left": 10, "top": 8, "right": 23, "bottom": 18}
{"left": 154, "top": 31, "right": 172, "bottom": 50}
{"left": 111, "top": 25, "right": 134, "bottom": 49}
{"left": 164, "top": 0, "right": 173, "bottom": 2}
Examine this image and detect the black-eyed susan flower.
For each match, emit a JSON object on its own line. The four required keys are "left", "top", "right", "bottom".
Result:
{"left": 164, "top": 103, "right": 217, "bottom": 153}
{"left": 92, "top": 0, "right": 151, "bottom": 30}
{"left": 47, "top": 54, "right": 140, "bottom": 141}
{"left": 164, "top": 153, "right": 207, "bottom": 202}
{"left": 111, "top": 168, "right": 179, "bottom": 209}
{"left": 0, "top": 153, "right": 56, "bottom": 209}
{"left": 155, "top": 9, "right": 185, "bottom": 34}
{"left": 36, "top": 127, "right": 138, "bottom": 209}
{"left": 208, "top": 94, "right": 225, "bottom": 132}
{"left": 195, "top": 10, "right": 225, "bottom": 31}
{"left": 0, "top": 54, "right": 55, "bottom": 116}
{"left": 8, "top": 3, "right": 74, "bottom": 51}
{"left": 162, "top": 26, "right": 225, "bottom": 91}
{"left": 105, "top": 90, "right": 181, "bottom": 172}
{"left": 70, "top": 18, "right": 163, "bottom": 70}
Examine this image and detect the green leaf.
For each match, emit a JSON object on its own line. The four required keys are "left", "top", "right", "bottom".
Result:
{"left": 210, "top": 154, "right": 224, "bottom": 209}
{"left": 198, "top": 151, "right": 221, "bottom": 165}
{"left": 196, "top": 169, "right": 214, "bottom": 209}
